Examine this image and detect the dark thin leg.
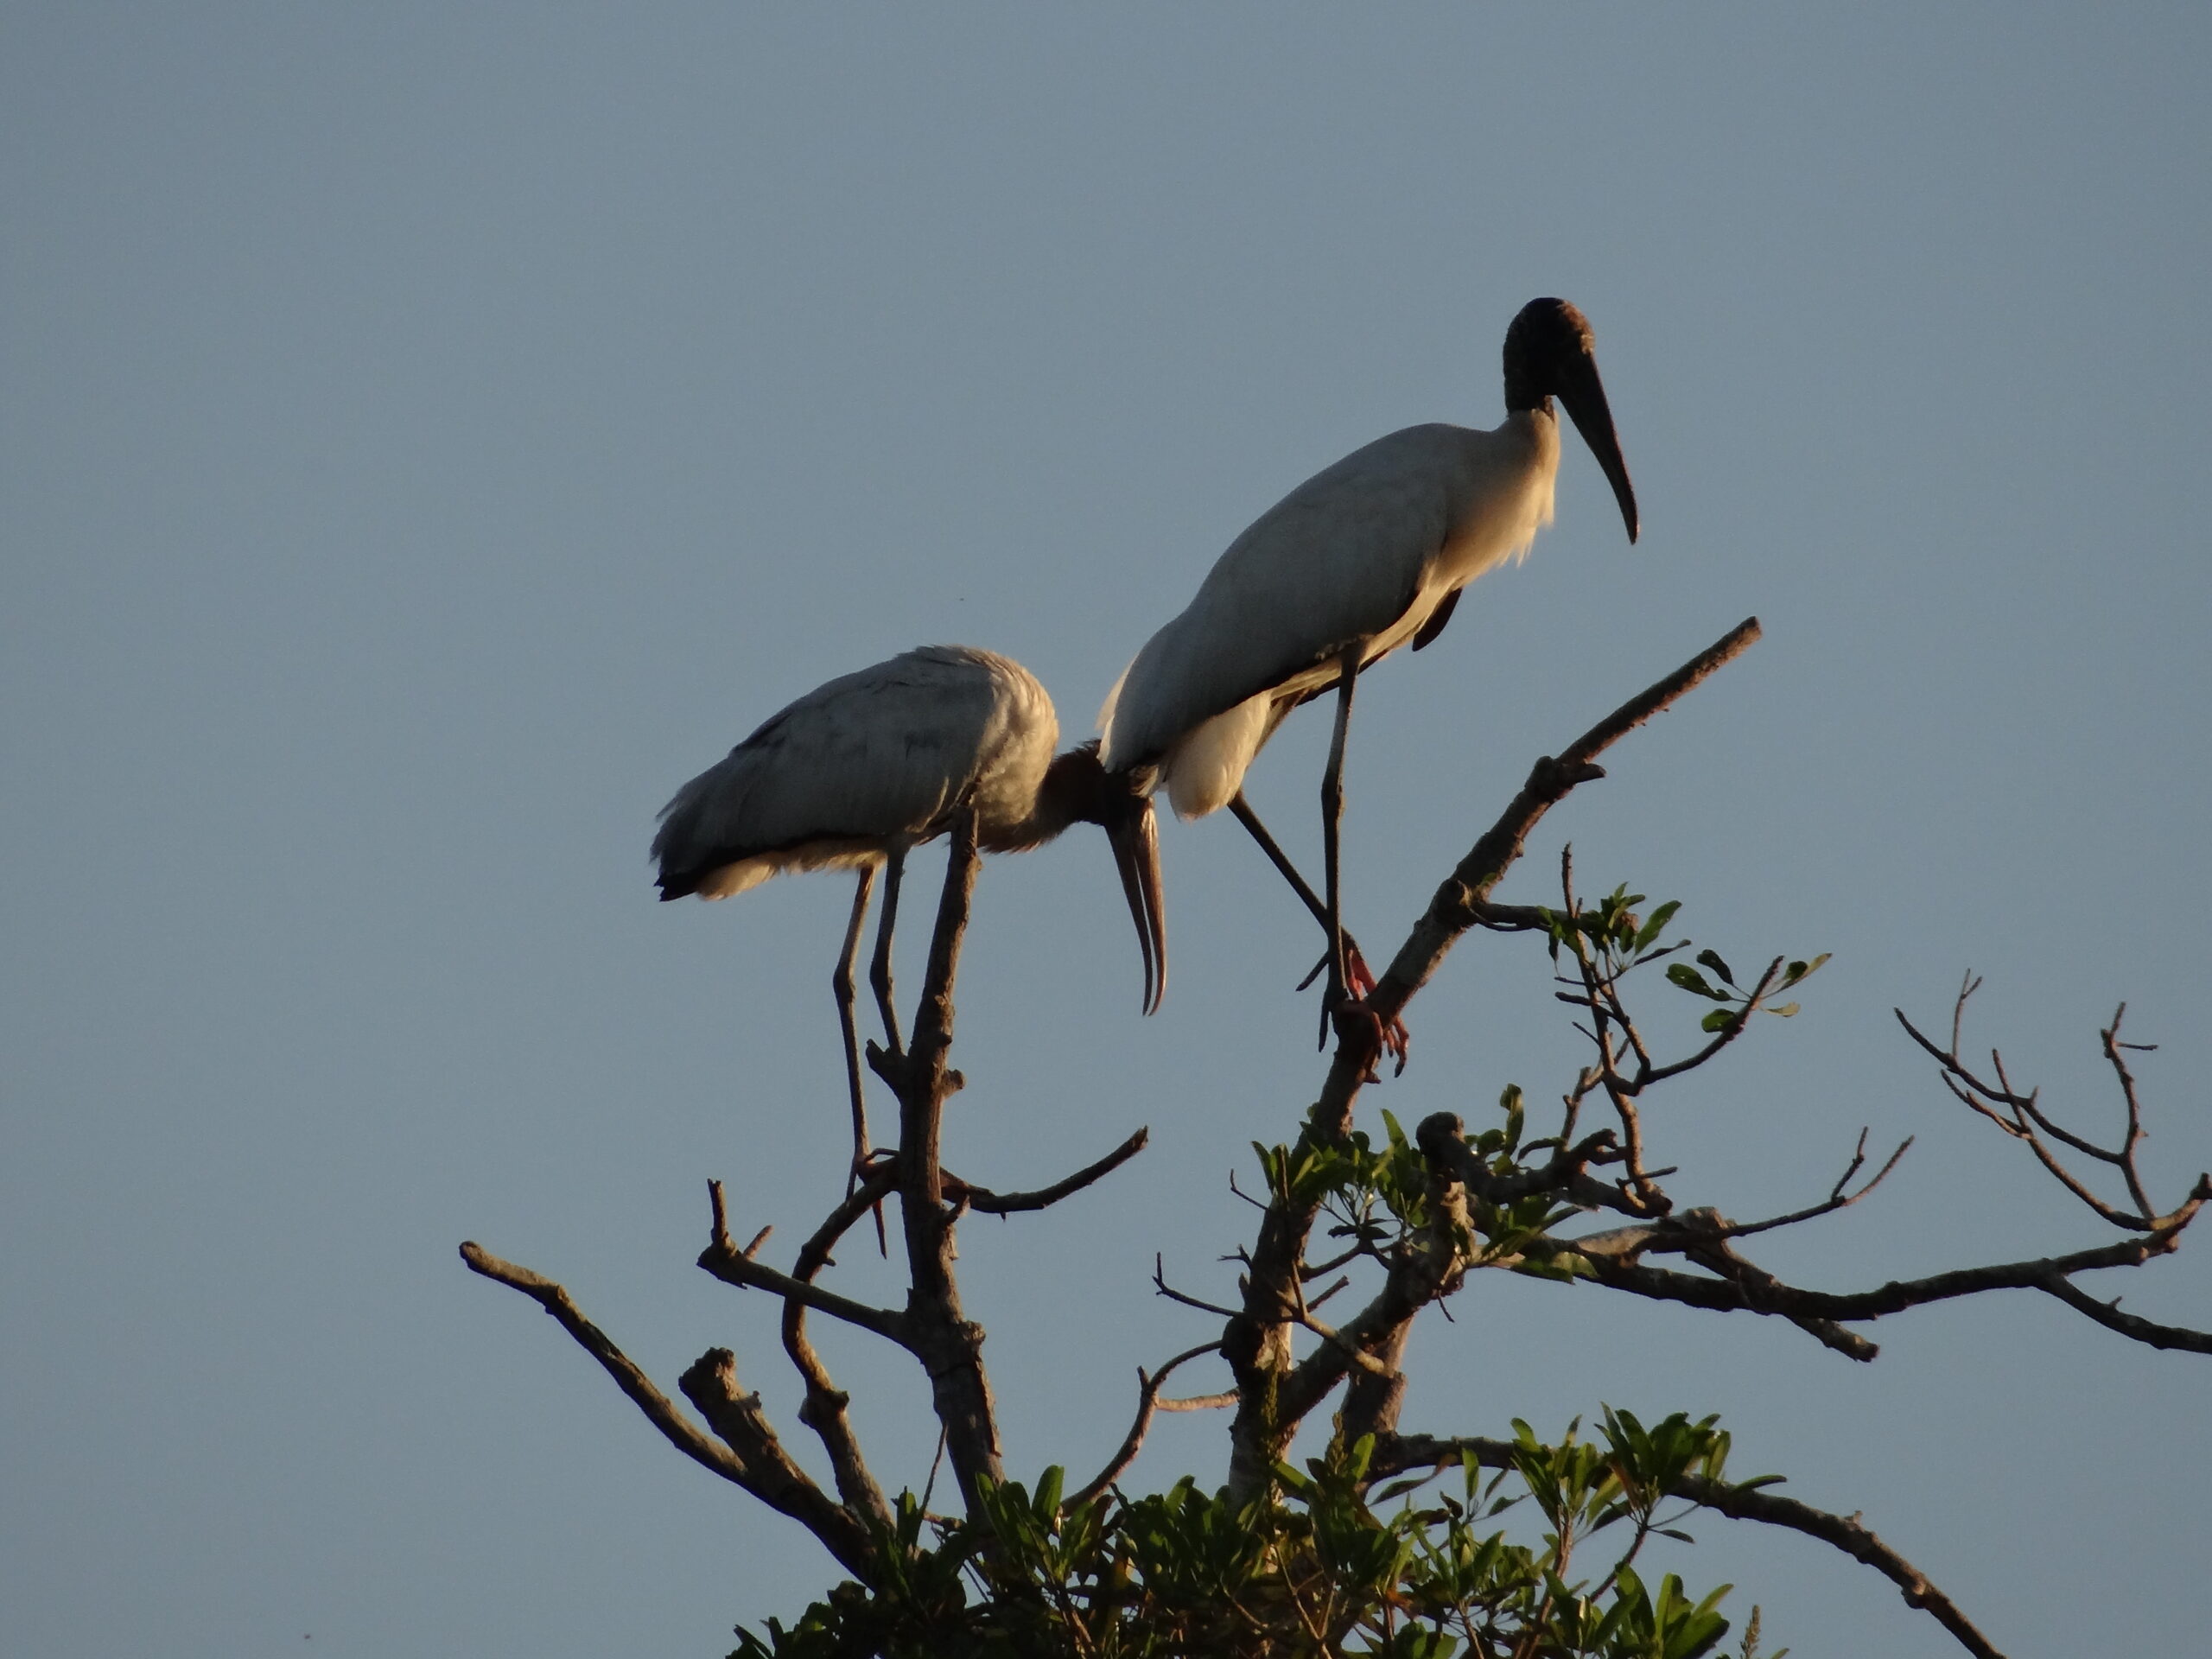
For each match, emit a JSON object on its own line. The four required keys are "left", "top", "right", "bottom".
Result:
{"left": 1319, "top": 648, "right": 1361, "bottom": 1014}
{"left": 1236, "top": 742, "right": 1408, "bottom": 1071}
{"left": 1230, "top": 791, "right": 1329, "bottom": 928}
{"left": 834, "top": 865, "right": 878, "bottom": 1185}
{"left": 1231, "top": 789, "right": 1381, "bottom": 989}
{"left": 836, "top": 864, "right": 889, "bottom": 1254}
{"left": 868, "top": 844, "right": 906, "bottom": 1058}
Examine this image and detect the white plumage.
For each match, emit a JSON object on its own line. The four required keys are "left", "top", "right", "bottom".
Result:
{"left": 653, "top": 644, "right": 1165, "bottom": 1196}
{"left": 655, "top": 645, "right": 1058, "bottom": 899}
{"left": 1096, "top": 298, "right": 1639, "bottom": 1029}
{"left": 1100, "top": 415, "right": 1562, "bottom": 819}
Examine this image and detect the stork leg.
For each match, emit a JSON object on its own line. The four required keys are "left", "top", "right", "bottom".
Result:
{"left": 1319, "top": 647, "right": 1360, "bottom": 1019}
{"left": 1230, "top": 791, "right": 1384, "bottom": 995}
{"left": 868, "top": 843, "right": 907, "bottom": 1058}
{"left": 834, "top": 863, "right": 889, "bottom": 1252}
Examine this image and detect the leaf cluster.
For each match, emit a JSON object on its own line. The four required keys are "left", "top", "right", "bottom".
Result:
{"left": 732, "top": 1413, "right": 1763, "bottom": 1659}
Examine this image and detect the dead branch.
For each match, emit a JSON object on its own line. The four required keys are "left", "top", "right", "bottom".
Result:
{"left": 1713, "top": 1129, "right": 1914, "bottom": 1241}
{"left": 1067, "top": 1341, "right": 1224, "bottom": 1510}
{"left": 888, "top": 806, "right": 1004, "bottom": 1508}
{"left": 1370, "top": 1433, "right": 2006, "bottom": 1659}
{"left": 696, "top": 1192, "right": 912, "bottom": 1345}
{"left": 677, "top": 1350, "right": 880, "bottom": 1581}
{"left": 951, "top": 1126, "right": 1151, "bottom": 1214}
{"left": 779, "top": 1166, "right": 901, "bottom": 1527}
{"left": 459, "top": 1242, "right": 876, "bottom": 1580}
{"left": 1541, "top": 1194, "right": 2211, "bottom": 1356}
{"left": 1896, "top": 981, "right": 2191, "bottom": 1232}
{"left": 1154, "top": 1253, "right": 1241, "bottom": 1320}
{"left": 2034, "top": 1274, "right": 2212, "bottom": 1353}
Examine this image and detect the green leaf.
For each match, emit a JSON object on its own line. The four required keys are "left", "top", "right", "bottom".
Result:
{"left": 1783, "top": 952, "right": 1832, "bottom": 985}
{"left": 1634, "top": 899, "right": 1682, "bottom": 953}
{"left": 1666, "top": 963, "right": 1729, "bottom": 1000}
{"left": 1695, "top": 947, "right": 1737, "bottom": 986}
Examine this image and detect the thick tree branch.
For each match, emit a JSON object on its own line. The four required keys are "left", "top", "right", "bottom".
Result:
{"left": 1222, "top": 622, "right": 1763, "bottom": 1503}
{"left": 890, "top": 807, "right": 1004, "bottom": 1509}
{"left": 677, "top": 1349, "right": 880, "bottom": 1581}
{"left": 1337, "top": 615, "right": 1764, "bottom": 1121}
{"left": 1370, "top": 1433, "right": 2007, "bottom": 1659}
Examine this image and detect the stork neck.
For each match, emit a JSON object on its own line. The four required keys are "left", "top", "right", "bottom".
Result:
{"left": 979, "top": 749, "right": 1096, "bottom": 853}
{"left": 1504, "top": 372, "right": 1553, "bottom": 416}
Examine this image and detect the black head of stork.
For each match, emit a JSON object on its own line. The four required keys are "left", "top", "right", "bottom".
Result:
{"left": 1503, "top": 297, "right": 1639, "bottom": 544}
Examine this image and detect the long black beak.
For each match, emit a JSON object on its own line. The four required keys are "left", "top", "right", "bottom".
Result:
{"left": 1558, "top": 355, "right": 1639, "bottom": 543}
{"left": 1107, "top": 796, "right": 1167, "bottom": 1015}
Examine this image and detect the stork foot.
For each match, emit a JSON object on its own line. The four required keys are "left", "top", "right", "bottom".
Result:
{"left": 1303, "top": 939, "right": 1410, "bottom": 1071}
{"left": 1330, "top": 997, "right": 1390, "bottom": 1085}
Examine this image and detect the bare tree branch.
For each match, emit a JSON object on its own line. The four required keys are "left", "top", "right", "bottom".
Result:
{"left": 887, "top": 807, "right": 1004, "bottom": 1509}
{"left": 677, "top": 1349, "right": 880, "bottom": 1582}
{"left": 696, "top": 1189, "right": 912, "bottom": 1345}
{"left": 2036, "top": 1274, "right": 2212, "bottom": 1353}
{"left": 1159, "top": 1388, "right": 1241, "bottom": 1412}
{"left": 1067, "top": 1341, "right": 1224, "bottom": 1510}
{"left": 1896, "top": 985, "right": 2194, "bottom": 1234}
{"left": 1371, "top": 1433, "right": 2007, "bottom": 1659}
{"left": 1542, "top": 1196, "right": 2211, "bottom": 1357}
{"left": 950, "top": 1126, "right": 1150, "bottom": 1214}
{"left": 1154, "top": 1253, "right": 1241, "bottom": 1319}
{"left": 459, "top": 1242, "right": 877, "bottom": 1580}
{"left": 1344, "top": 614, "right": 1765, "bottom": 1108}
{"left": 779, "top": 1167, "right": 900, "bottom": 1527}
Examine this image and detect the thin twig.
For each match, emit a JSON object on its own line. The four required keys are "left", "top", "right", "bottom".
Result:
{"left": 951, "top": 1127, "right": 1150, "bottom": 1214}
{"left": 1066, "top": 1342, "right": 1224, "bottom": 1510}
{"left": 1154, "top": 1253, "right": 1241, "bottom": 1319}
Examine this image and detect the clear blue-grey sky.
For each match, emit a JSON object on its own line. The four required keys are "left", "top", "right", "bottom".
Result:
{"left": 4, "top": 6, "right": 2208, "bottom": 1656}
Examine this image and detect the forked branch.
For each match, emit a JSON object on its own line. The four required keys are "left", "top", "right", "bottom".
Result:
{"left": 459, "top": 1241, "right": 876, "bottom": 1580}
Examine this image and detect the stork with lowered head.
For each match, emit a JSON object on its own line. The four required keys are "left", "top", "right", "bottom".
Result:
{"left": 655, "top": 645, "right": 1165, "bottom": 1191}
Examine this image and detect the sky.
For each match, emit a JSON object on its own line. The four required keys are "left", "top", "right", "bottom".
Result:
{"left": 4, "top": 5, "right": 2208, "bottom": 1656}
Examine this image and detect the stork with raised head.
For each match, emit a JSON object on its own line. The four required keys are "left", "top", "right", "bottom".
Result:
{"left": 1098, "top": 297, "right": 1638, "bottom": 1044}
{"left": 655, "top": 645, "right": 1165, "bottom": 1192}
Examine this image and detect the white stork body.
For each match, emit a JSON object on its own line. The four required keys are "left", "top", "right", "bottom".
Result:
{"left": 654, "top": 645, "right": 1164, "bottom": 1195}
{"left": 1099, "top": 413, "right": 1560, "bottom": 819}
{"left": 656, "top": 645, "right": 1059, "bottom": 900}
{"left": 1095, "top": 298, "right": 1638, "bottom": 1033}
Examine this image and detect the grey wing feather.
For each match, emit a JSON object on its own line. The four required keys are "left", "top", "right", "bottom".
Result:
{"left": 653, "top": 647, "right": 1005, "bottom": 880}
{"left": 1104, "top": 426, "right": 1459, "bottom": 767}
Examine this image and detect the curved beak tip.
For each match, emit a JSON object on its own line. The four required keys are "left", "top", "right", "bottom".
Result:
{"left": 1109, "top": 800, "right": 1168, "bottom": 1017}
